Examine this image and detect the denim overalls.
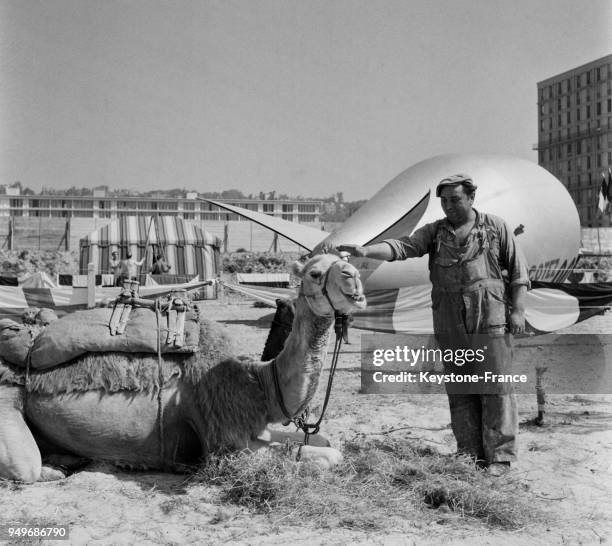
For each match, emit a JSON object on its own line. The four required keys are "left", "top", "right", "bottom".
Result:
{"left": 430, "top": 216, "right": 518, "bottom": 463}
{"left": 431, "top": 219, "right": 508, "bottom": 338}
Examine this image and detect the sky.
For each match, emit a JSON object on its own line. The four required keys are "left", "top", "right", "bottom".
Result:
{"left": 0, "top": 0, "right": 610, "bottom": 201}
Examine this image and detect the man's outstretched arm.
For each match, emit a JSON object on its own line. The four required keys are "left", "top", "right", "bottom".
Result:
{"left": 331, "top": 223, "right": 435, "bottom": 261}
{"left": 335, "top": 242, "right": 395, "bottom": 260}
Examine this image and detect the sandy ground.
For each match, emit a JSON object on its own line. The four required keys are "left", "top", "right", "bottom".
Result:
{"left": 1, "top": 297, "right": 611, "bottom": 545}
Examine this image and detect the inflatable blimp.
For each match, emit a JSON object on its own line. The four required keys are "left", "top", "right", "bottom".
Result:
{"left": 205, "top": 154, "right": 611, "bottom": 334}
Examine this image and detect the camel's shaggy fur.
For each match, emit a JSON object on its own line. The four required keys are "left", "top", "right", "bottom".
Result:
{"left": 0, "top": 361, "right": 24, "bottom": 387}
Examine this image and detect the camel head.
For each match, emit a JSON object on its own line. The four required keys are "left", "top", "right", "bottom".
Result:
{"left": 292, "top": 254, "right": 366, "bottom": 316}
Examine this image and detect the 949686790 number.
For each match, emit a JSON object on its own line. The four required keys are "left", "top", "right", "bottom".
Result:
{"left": 0, "top": 525, "right": 69, "bottom": 540}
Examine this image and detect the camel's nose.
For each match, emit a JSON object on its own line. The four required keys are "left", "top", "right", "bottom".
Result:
{"left": 341, "top": 266, "right": 364, "bottom": 298}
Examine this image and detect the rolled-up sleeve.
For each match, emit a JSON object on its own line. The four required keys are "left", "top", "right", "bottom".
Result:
{"left": 495, "top": 217, "right": 530, "bottom": 287}
{"left": 383, "top": 222, "right": 438, "bottom": 261}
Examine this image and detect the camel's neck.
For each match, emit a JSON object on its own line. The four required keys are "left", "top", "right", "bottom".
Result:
{"left": 258, "top": 295, "right": 334, "bottom": 422}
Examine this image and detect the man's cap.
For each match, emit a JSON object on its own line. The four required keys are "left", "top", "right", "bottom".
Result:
{"left": 436, "top": 174, "right": 477, "bottom": 197}
{"left": 111, "top": 250, "right": 118, "bottom": 255}
{"left": 127, "top": 251, "right": 132, "bottom": 258}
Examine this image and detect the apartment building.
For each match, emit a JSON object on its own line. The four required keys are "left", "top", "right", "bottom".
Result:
{"left": 0, "top": 189, "right": 322, "bottom": 224}
{"left": 536, "top": 54, "right": 612, "bottom": 226}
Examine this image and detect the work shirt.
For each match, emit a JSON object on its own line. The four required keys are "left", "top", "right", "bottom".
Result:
{"left": 384, "top": 210, "right": 529, "bottom": 336}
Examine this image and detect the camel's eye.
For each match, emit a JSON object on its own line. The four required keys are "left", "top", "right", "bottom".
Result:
{"left": 309, "top": 270, "right": 322, "bottom": 280}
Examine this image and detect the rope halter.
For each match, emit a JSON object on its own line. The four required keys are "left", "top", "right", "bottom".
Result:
{"left": 298, "top": 256, "right": 361, "bottom": 317}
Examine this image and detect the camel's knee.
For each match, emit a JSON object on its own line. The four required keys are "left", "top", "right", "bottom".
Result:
{"left": 295, "top": 446, "right": 343, "bottom": 470}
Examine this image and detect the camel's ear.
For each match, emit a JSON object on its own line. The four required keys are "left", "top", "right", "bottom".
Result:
{"left": 292, "top": 260, "right": 306, "bottom": 277}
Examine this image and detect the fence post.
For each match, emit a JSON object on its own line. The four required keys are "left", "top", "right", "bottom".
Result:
{"left": 65, "top": 220, "right": 70, "bottom": 251}
{"left": 87, "top": 262, "right": 96, "bottom": 308}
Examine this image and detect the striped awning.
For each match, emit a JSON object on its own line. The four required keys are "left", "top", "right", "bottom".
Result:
{"left": 85, "top": 216, "right": 219, "bottom": 247}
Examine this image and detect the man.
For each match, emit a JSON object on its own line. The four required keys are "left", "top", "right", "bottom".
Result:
{"left": 16, "top": 250, "right": 35, "bottom": 283}
{"left": 109, "top": 250, "right": 122, "bottom": 286}
{"left": 124, "top": 251, "right": 145, "bottom": 281}
{"left": 150, "top": 253, "right": 172, "bottom": 275}
{"left": 336, "top": 174, "right": 529, "bottom": 474}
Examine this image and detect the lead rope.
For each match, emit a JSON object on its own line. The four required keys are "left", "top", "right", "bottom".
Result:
{"left": 23, "top": 325, "right": 38, "bottom": 407}
{"left": 24, "top": 347, "right": 32, "bottom": 407}
{"left": 155, "top": 298, "right": 166, "bottom": 468}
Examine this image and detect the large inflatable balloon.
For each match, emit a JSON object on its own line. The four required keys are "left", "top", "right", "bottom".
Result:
{"left": 205, "top": 154, "right": 610, "bottom": 334}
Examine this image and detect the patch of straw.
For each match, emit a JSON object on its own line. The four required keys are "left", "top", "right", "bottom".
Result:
{"left": 191, "top": 436, "right": 541, "bottom": 531}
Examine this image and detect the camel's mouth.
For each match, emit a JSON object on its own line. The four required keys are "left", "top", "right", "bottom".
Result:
{"left": 352, "top": 294, "right": 367, "bottom": 310}
{"left": 341, "top": 291, "right": 367, "bottom": 310}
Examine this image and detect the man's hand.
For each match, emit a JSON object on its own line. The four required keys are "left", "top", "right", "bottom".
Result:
{"left": 335, "top": 244, "right": 369, "bottom": 258}
{"left": 510, "top": 285, "right": 527, "bottom": 336}
{"left": 313, "top": 241, "right": 393, "bottom": 261}
{"left": 509, "top": 310, "right": 525, "bottom": 335}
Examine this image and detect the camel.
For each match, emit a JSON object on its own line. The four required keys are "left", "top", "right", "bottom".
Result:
{"left": 0, "top": 254, "right": 366, "bottom": 482}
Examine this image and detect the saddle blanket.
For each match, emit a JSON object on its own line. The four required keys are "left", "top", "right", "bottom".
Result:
{"left": 0, "top": 307, "right": 200, "bottom": 370}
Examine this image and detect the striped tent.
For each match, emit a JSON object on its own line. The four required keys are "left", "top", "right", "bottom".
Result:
{"left": 79, "top": 216, "right": 221, "bottom": 297}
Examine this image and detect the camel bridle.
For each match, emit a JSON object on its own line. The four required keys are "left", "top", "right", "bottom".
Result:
{"left": 298, "top": 258, "right": 358, "bottom": 317}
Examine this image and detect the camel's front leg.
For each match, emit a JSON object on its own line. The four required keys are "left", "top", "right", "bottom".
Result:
{"left": 0, "top": 384, "right": 42, "bottom": 483}
{"left": 249, "top": 427, "right": 343, "bottom": 470}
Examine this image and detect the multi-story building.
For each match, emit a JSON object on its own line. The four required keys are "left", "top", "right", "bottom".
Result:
{"left": 0, "top": 190, "right": 322, "bottom": 224}
{"left": 536, "top": 54, "right": 612, "bottom": 226}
